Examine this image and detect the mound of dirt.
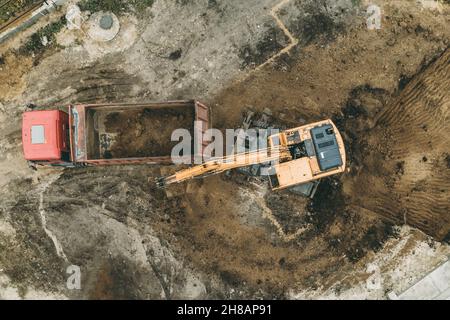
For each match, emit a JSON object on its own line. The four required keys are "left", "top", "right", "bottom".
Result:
{"left": 342, "top": 48, "right": 450, "bottom": 240}
{"left": 103, "top": 107, "right": 194, "bottom": 158}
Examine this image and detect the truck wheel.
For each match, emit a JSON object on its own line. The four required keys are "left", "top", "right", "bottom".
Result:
{"left": 27, "top": 161, "right": 37, "bottom": 171}
{"left": 25, "top": 103, "right": 37, "bottom": 111}
{"left": 74, "top": 163, "right": 87, "bottom": 168}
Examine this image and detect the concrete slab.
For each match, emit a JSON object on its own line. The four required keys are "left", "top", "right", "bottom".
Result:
{"left": 398, "top": 258, "right": 450, "bottom": 300}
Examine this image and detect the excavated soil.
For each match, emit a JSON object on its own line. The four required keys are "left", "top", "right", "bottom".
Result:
{"left": 102, "top": 107, "right": 195, "bottom": 158}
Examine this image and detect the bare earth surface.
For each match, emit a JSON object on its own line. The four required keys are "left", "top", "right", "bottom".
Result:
{"left": 0, "top": 0, "right": 449, "bottom": 299}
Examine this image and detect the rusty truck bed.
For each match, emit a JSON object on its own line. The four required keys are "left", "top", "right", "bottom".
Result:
{"left": 69, "top": 100, "right": 209, "bottom": 165}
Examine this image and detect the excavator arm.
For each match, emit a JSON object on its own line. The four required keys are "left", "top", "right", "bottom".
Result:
{"left": 156, "top": 146, "right": 289, "bottom": 188}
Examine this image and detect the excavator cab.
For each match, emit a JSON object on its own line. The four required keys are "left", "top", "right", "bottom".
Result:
{"left": 267, "top": 119, "right": 345, "bottom": 190}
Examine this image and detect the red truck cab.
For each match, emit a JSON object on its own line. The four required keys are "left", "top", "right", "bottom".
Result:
{"left": 22, "top": 110, "right": 70, "bottom": 164}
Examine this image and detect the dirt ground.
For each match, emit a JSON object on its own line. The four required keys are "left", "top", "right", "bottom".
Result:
{"left": 0, "top": 0, "right": 449, "bottom": 299}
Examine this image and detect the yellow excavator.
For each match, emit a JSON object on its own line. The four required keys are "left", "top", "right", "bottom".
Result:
{"left": 156, "top": 119, "right": 346, "bottom": 191}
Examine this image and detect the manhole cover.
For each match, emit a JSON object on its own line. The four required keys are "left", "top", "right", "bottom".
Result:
{"left": 86, "top": 11, "right": 120, "bottom": 42}
{"left": 99, "top": 14, "right": 113, "bottom": 30}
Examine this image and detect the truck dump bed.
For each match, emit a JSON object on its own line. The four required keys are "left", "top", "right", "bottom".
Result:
{"left": 70, "top": 101, "right": 209, "bottom": 165}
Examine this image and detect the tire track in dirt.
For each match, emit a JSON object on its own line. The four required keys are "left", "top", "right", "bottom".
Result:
{"left": 346, "top": 48, "right": 450, "bottom": 240}
{"left": 37, "top": 172, "right": 68, "bottom": 262}
{"left": 236, "top": 0, "right": 299, "bottom": 83}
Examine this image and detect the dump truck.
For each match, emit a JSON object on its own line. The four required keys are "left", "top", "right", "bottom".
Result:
{"left": 157, "top": 119, "right": 346, "bottom": 192}
{"left": 22, "top": 100, "right": 210, "bottom": 168}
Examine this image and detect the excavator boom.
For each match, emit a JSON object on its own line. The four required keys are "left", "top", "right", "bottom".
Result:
{"left": 156, "top": 146, "right": 290, "bottom": 188}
